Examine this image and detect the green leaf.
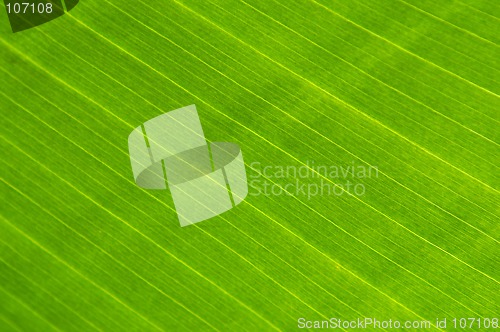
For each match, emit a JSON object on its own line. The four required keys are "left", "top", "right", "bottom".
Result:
{"left": 1, "top": 0, "right": 498, "bottom": 330}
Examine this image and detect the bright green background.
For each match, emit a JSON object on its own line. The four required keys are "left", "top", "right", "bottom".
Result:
{"left": 1, "top": 0, "right": 499, "bottom": 330}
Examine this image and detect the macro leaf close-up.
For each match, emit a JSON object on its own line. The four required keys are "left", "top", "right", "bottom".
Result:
{"left": 0, "top": 0, "right": 499, "bottom": 331}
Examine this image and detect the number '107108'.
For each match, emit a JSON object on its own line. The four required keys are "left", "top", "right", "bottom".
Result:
{"left": 6, "top": 2, "right": 53, "bottom": 14}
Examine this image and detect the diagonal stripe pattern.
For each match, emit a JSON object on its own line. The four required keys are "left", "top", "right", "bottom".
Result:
{"left": 128, "top": 105, "right": 248, "bottom": 226}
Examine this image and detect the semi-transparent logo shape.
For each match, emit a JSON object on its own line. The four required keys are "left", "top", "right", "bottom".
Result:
{"left": 128, "top": 105, "right": 248, "bottom": 227}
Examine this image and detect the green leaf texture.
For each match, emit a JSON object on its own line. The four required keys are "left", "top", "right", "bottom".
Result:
{"left": 1, "top": 0, "right": 499, "bottom": 330}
